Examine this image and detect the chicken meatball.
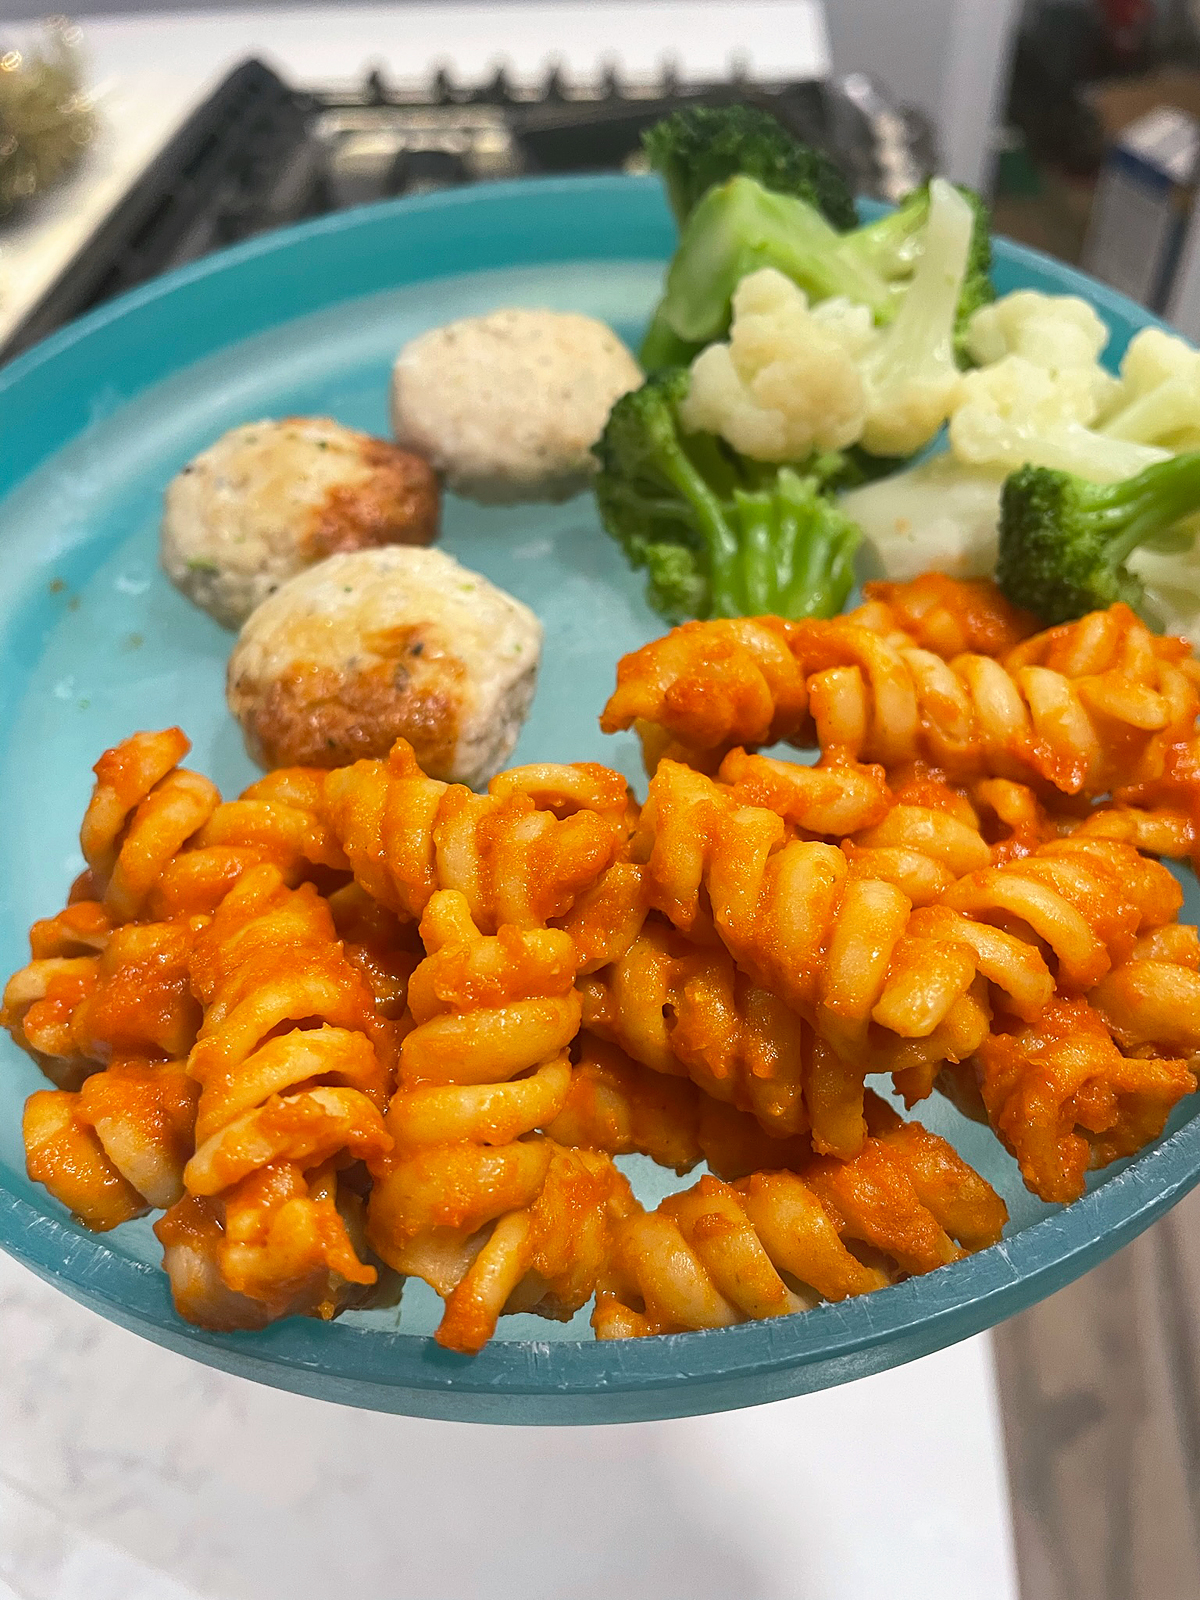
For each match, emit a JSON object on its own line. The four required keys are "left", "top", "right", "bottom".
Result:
{"left": 162, "top": 417, "right": 440, "bottom": 628}
{"left": 226, "top": 546, "right": 541, "bottom": 784}
{"left": 391, "top": 309, "right": 642, "bottom": 502}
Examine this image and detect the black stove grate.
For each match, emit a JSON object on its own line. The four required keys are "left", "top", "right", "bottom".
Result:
{"left": 1, "top": 57, "right": 933, "bottom": 364}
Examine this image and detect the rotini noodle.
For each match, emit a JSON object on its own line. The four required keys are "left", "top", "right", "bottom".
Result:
{"left": 71, "top": 728, "right": 350, "bottom": 923}
{"left": 323, "top": 740, "right": 629, "bottom": 933}
{"left": 2, "top": 915, "right": 202, "bottom": 1086}
{"left": 592, "top": 1092, "right": 1008, "bottom": 1337}
{"left": 579, "top": 917, "right": 827, "bottom": 1145}
{"left": 10, "top": 684, "right": 1200, "bottom": 1350}
{"left": 847, "top": 574, "right": 1037, "bottom": 660}
{"left": 154, "top": 864, "right": 394, "bottom": 1328}
{"left": 965, "top": 998, "right": 1194, "bottom": 1203}
{"left": 366, "top": 890, "right": 634, "bottom": 1354}
{"left": 604, "top": 602, "right": 1200, "bottom": 797}
{"left": 547, "top": 1032, "right": 816, "bottom": 1178}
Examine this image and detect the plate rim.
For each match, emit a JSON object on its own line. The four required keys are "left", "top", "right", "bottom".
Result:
{"left": 0, "top": 171, "right": 1195, "bottom": 1420}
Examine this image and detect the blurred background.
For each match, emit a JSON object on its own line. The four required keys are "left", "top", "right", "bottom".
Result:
{"left": 3, "top": 5, "right": 1200, "bottom": 1600}
{"left": 11, "top": 0, "right": 1200, "bottom": 361}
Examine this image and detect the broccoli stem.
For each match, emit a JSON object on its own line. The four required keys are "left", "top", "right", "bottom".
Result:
{"left": 861, "top": 179, "right": 972, "bottom": 396}
{"left": 660, "top": 177, "right": 894, "bottom": 347}
{"left": 640, "top": 307, "right": 703, "bottom": 372}
{"left": 1078, "top": 452, "right": 1200, "bottom": 564}
{"left": 723, "top": 469, "right": 860, "bottom": 619}
{"left": 654, "top": 434, "right": 744, "bottom": 612}
{"left": 836, "top": 195, "right": 929, "bottom": 281}
{"left": 729, "top": 489, "right": 775, "bottom": 613}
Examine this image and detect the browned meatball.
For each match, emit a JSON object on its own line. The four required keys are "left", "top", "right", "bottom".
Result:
{"left": 226, "top": 546, "right": 542, "bottom": 781}
{"left": 161, "top": 417, "right": 440, "bottom": 628}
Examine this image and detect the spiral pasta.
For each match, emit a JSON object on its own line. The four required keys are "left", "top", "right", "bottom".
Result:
{"left": 965, "top": 998, "right": 1194, "bottom": 1204}
{"left": 323, "top": 741, "right": 629, "bottom": 933}
{"left": 604, "top": 602, "right": 1200, "bottom": 797}
{"left": 326, "top": 881, "right": 425, "bottom": 1019}
{"left": 575, "top": 767, "right": 1009, "bottom": 1155}
{"left": 633, "top": 756, "right": 1200, "bottom": 1181}
{"left": 579, "top": 917, "right": 830, "bottom": 1145}
{"left": 70, "top": 728, "right": 350, "bottom": 923}
{"left": 23, "top": 1059, "right": 200, "bottom": 1231}
{"left": 642, "top": 760, "right": 1032, "bottom": 1067}
{"left": 2, "top": 914, "right": 202, "bottom": 1087}
{"left": 365, "top": 890, "right": 634, "bottom": 1354}
{"left": 847, "top": 574, "right": 1037, "bottom": 660}
{"left": 547, "top": 1032, "right": 815, "bottom": 1178}
{"left": 9, "top": 679, "right": 1200, "bottom": 1350}
{"left": 154, "top": 863, "right": 394, "bottom": 1329}
{"left": 645, "top": 758, "right": 1185, "bottom": 1010}
{"left": 592, "top": 1092, "right": 1008, "bottom": 1338}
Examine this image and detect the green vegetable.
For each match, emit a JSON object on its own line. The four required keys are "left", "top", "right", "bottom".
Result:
{"left": 642, "top": 103, "right": 858, "bottom": 232}
{"left": 653, "top": 176, "right": 896, "bottom": 356}
{"left": 639, "top": 306, "right": 706, "bottom": 373}
{"left": 593, "top": 369, "right": 861, "bottom": 623}
{"left": 640, "top": 161, "right": 994, "bottom": 372}
{"left": 839, "top": 181, "right": 995, "bottom": 360}
{"left": 996, "top": 453, "right": 1200, "bottom": 625}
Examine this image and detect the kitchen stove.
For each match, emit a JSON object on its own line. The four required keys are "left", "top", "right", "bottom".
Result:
{"left": 0, "top": 49, "right": 932, "bottom": 363}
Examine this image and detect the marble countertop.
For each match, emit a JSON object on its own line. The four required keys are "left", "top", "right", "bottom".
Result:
{"left": 0, "top": 1249, "right": 1019, "bottom": 1600}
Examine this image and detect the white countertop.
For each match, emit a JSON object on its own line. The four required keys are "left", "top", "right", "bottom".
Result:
{"left": 0, "top": 1249, "right": 1019, "bottom": 1600}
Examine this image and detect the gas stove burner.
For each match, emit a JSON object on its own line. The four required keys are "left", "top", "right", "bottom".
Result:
{"left": 0, "top": 56, "right": 933, "bottom": 364}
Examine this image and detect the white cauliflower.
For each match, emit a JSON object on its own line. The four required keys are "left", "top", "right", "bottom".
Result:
{"left": 679, "top": 268, "right": 867, "bottom": 461}
{"left": 681, "top": 180, "right": 973, "bottom": 464}
{"left": 965, "top": 288, "right": 1119, "bottom": 422}
{"left": 841, "top": 454, "right": 1007, "bottom": 581}
{"left": 948, "top": 353, "right": 1168, "bottom": 481}
{"left": 810, "top": 295, "right": 878, "bottom": 356}
{"left": 1099, "top": 326, "right": 1200, "bottom": 452}
{"left": 967, "top": 289, "right": 1111, "bottom": 370}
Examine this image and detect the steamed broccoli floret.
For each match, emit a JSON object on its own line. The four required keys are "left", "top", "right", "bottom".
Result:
{"left": 996, "top": 453, "right": 1200, "bottom": 625}
{"left": 643, "top": 103, "right": 857, "bottom": 231}
{"left": 639, "top": 305, "right": 706, "bottom": 373}
{"left": 593, "top": 369, "right": 861, "bottom": 622}
{"left": 649, "top": 175, "right": 896, "bottom": 360}
{"left": 642, "top": 174, "right": 994, "bottom": 369}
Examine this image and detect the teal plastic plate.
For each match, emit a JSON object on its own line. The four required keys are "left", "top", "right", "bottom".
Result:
{"left": 2, "top": 175, "right": 1198, "bottom": 1424}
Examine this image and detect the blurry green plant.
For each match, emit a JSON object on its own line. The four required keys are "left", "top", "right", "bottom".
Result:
{"left": 0, "top": 19, "right": 96, "bottom": 219}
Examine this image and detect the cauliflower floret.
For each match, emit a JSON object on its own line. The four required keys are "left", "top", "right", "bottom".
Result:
{"left": 680, "top": 180, "right": 972, "bottom": 463}
{"left": 967, "top": 289, "right": 1109, "bottom": 368}
{"left": 1099, "top": 326, "right": 1200, "bottom": 451}
{"left": 810, "top": 295, "right": 878, "bottom": 356}
{"left": 678, "top": 267, "right": 866, "bottom": 461}
{"left": 949, "top": 354, "right": 1168, "bottom": 481}
{"left": 965, "top": 288, "right": 1119, "bottom": 418}
{"left": 841, "top": 454, "right": 1007, "bottom": 581}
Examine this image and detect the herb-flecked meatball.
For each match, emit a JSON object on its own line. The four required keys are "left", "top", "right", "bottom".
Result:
{"left": 162, "top": 417, "right": 440, "bottom": 628}
{"left": 391, "top": 309, "right": 642, "bottom": 502}
{"left": 226, "top": 546, "right": 541, "bottom": 783}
